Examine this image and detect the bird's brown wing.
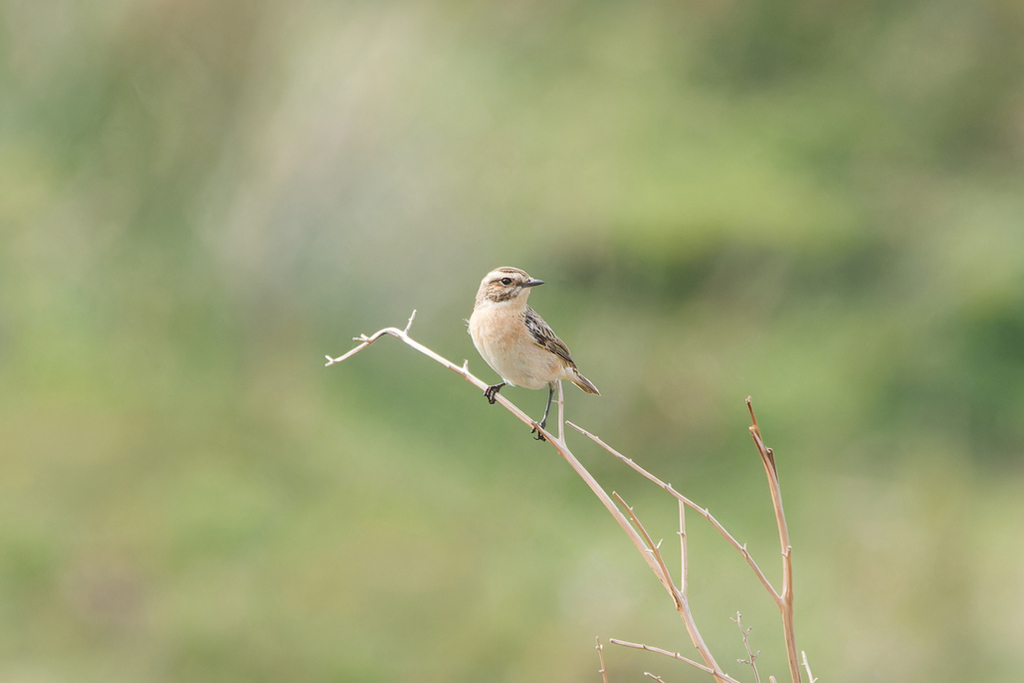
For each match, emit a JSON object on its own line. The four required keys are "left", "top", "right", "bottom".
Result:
{"left": 524, "top": 306, "right": 576, "bottom": 366}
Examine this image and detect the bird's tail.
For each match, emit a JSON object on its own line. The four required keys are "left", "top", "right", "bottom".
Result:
{"left": 571, "top": 370, "right": 600, "bottom": 396}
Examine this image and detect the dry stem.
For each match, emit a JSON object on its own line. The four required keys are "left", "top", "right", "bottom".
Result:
{"left": 596, "top": 637, "right": 609, "bottom": 683}
{"left": 733, "top": 612, "right": 762, "bottom": 683}
{"left": 565, "top": 421, "right": 778, "bottom": 598}
{"left": 678, "top": 500, "right": 687, "bottom": 598}
{"left": 609, "top": 640, "right": 742, "bottom": 683}
{"left": 801, "top": 652, "right": 817, "bottom": 683}
{"left": 747, "top": 398, "right": 800, "bottom": 683}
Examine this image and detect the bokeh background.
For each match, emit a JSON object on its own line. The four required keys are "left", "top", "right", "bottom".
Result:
{"left": 4, "top": 1, "right": 1024, "bottom": 681}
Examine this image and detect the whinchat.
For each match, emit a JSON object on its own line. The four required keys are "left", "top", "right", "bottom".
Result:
{"left": 468, "top": 267, "right": 599, "bottom": 439}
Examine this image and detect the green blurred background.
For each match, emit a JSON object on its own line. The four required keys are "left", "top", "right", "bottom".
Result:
{"left": 3, "top": 0, "right": 1024, "bottom": 681}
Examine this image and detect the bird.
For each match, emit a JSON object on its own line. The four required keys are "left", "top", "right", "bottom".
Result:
{"left": 468, "top": 266, "right": 599, "bottom": 439}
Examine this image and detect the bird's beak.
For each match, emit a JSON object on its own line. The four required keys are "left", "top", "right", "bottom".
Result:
{"left": 522, "top": 279, "right": 544, "bottom": 288}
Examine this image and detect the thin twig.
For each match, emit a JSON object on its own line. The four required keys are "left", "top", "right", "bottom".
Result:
{"left": 644, "top": 674, "right": 666, "bottom": 682}
{"left": 556, "top": 379, "right": 565, "bottom": 446}
{"left": 732, "top": 612, "right": 762, "bottom": 683}
{"left": 566, "top": 421, "right": 779, "bottom": 598}
{"left": 801, "top": 652, "right": 817, "bottom": 683}
{"left": 325, "top": 311, "right": 541, "bottom": 432}
{"left": 596, "top": 637, "right": 609, "bottom": 683}
{"left": 612, "top": 493, "right": 680, "bottom": 606}
{"left": 609, "top": 640, "right": 743, "bottom": 683}
{"left": 678, "top": 499, "right": 687, "bottom": 597}
{"left": 746, "top": 397, "right": 800, "bottom": 683}
{"left": 610, "top": 493, "right": 734, "bottom": 682}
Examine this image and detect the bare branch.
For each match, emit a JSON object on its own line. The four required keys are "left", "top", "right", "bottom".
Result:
{"left": 596, "top": 637, "right": 609, "bottom": 683}
{"left": 609, "top": 640, "right": 743, "bottom": 683}
{"left": 732, "top": 612, "right": 762, "bottom": 683}
{"left": 327, "top": 322, "right": 807, "bottom": 683}
{"left": 612, "top": 492, "right": 680, "bottom": 606}
{"left": 801, "top": 652, "right": 817, "bottom": 683}
{"left": 325, "top": 313, "right": 541, "bottom": 432}
{"left": 678, "top": 499, "right": 688, "bottom": 597}
{"left": 557, "top": 378, "right": 565, "bottom": 444}
{"left": 746, "top": 397, "right": 800, "bottom": 683}
{"left": 566, "top": 421, "right": 779, "bottom": 599}
{"left": 610, "top": 493, "right": 736, "bottom": 682}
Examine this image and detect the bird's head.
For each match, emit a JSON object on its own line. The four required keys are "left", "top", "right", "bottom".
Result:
{"left": 475, "top": 267, "right": 544, "bottom": 306}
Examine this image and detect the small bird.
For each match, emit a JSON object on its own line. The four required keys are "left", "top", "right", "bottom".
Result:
{"left": 468, "top": 266, "right": 599, "bottom": 439}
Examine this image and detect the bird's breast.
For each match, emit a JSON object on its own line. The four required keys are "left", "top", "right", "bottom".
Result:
{"left": 469, "top": 303, "right": 554, "bottom": 390}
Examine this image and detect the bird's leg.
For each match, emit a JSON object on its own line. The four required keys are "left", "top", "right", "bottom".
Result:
{"left": 532, "top": 383, "right": 555, "bottom": 441}
{"left": 483, "top": 382, "right": 506, "bottom": 404}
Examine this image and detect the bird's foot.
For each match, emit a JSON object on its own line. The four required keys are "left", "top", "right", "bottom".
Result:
{"left": 531, "top": 421, "right": 547, "bottom": 442}
{"left": 483, "top": 382, "right": 505, "bottom": 405}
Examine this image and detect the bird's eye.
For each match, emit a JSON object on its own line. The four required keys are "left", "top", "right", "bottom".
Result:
{"left": 500, "top": 277, "right": 512, "bottom": 285}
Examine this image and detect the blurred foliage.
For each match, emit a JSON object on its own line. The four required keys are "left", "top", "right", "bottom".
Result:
{"left": 3, "top": 0, "right": 1024, "bottom": 681}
